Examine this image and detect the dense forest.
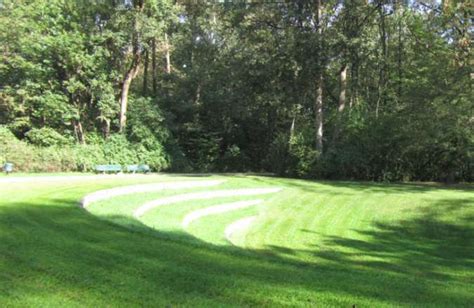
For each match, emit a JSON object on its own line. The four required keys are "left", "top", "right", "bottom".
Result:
{"left": 0, "top": 0, "right": 472, "bottom": 181}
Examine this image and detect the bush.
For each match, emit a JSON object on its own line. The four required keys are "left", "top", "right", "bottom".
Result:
{"left": 102, "top": 134, "right": 136, "bottom": 165}
{"left": 1, "top": 125, "right": 32, "bottom": 168}
{"left": 219, "top": 144, "right": 249, "bottom": 172}
{"left": 102, "top": 134, "right": 169, "bottom": 171}
{"left": 72, "top": 143, "right": 107, "bottom": 172}
{"left": 0, "top": 126, "right": 169, "bottom": 172}
{"left": 164, "top": 140, "right": 192, "bottom": 172}
{"left": 25, "top": 127, "right": 71, "bottom": 147}
{"left": 265, "top": 129, "right": 319, "bottom": 178}
{"left": 288, "top": 133, "right": 320, "bottom": 178}
{"left": 265, "top": 132, "right": 291, "bottom": 176}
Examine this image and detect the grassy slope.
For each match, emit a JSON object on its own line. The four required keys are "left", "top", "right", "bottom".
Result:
{"left": 0, "top": 174, "right": 472, "bottom": 307}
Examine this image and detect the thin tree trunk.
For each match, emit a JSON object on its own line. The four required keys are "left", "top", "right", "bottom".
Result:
{"left": 194, "top": 82, "right": 201, "bottom": 105}
{"left": 119, "top": 58, "right": 141, "bottom": 132}
{"left": 338, "top": 64, "right": 348, "bottom": 112}
{"left": 143, "top": 49, "right": 149, "bottom": 95}
{"left": 376, "top": 91, "right": 381, "bottom": 118}
{"left": 288, "top": 115, "right": 296, "bottom": 154}
{"left": 103, "top": 119, "right": 110, "bottom": 139}
{"left": 331, "top": 64, "right": 348, "bottom": 146}
{"left": 290, "top": 116, "right": 295, "bottom": 138}
{"left": 152, "top": 38, "right": 157, "bottom": 95}
{"left": 315, "top": 75, "right": 323, "bottom": 152}
{"left": 397, "top": 1, "right": 403, "bottom": 102}
{"left": 377, "top": 2, "right": 387, "bottom": 119}
{"left": 164, "top": 33, "right": 171, "bottom": 74}
{"left": 74, "top": 119, "right": 85, "bottom": 145}
{"left": 118, "top": 0, "right": 144, "bottom": 132}
{"left": 314, "top": 0, "right": 323, "bottom": 153}
{"left": 350, "top": 62, "right": 359, "bottom": 109}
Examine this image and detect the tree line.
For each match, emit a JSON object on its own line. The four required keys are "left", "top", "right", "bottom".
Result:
{"left": 0, "top": 0, "right": 472, "bottom": 181}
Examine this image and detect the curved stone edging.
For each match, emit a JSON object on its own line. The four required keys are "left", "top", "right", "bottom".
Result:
{"left": 182, "top": 199, "right": 263, "bottom": 228}
{"left": 225, "top": 216, "right": 257, "bottom": 246}
{"left": 134, "top": 187, "right": 281, "bottom": 218}
{"left": 81, "top": 180, "right": 225, "bottom": 208}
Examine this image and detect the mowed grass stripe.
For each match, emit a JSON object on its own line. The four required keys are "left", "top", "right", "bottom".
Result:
{"left": 0, "top": 175, "right": 472, "bottom": 306}
{"left": 188, "top": 207, "right": 260, "bottom": 245}
{"left": 87, "top": 178, "right": 273, "bottom": 224}
{"left": 139, "top": 194, "right": 272, "bottom": 237}
{"left": 134, "top": 187, "right": 282, "bottom": 217}
{"left": 225, "top": 216, "right": 258, "bottom": 246}
{"left": 247, "top": 188, "right": 332, "bottom": 250}
{"left": 81, "top": 179, "right": 225, "bottom": 208}
{"left": 182, "top": 200, "right": 262, "bottom": 228}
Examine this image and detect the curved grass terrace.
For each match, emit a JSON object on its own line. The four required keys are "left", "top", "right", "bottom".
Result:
{"left": 0, "top": 173, "right": 472, "bottom": 306}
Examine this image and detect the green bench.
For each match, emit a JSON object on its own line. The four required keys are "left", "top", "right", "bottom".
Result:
{"left": 95, "top": 164, "right": 122, "bottom": 174}
{"left": 126, "top": 164, "right": 151, "bottom": 174}
{"left": 3, "top": 163, "right": 13, "bottom": 174}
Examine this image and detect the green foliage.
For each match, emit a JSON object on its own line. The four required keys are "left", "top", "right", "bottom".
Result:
{"left": 0, "top": 126, "right": 168, "bottom": 172}
{"left": 102, "top": 134, "right": 136, "bottom": 165}
{"left": 183, "top": 131, "right": 221, "bottom": 172}
{"left": 265, "top": 130, "right": 320, "bottom": 178}
{"left": 0, "top": 130, "right": 72, "bottom": 172}
{"left": 288, "top": 132, "right": 320, "bottom": 178}
{"left": 220, "top": 144, "right": 249, "bottom": 172}
{"left": 265, "top": 133, "right": 291, "bottom": 176}
{"left": 72, "top": 143, "right": 108, "bottom": 172}
{"left": 25, "top": 127, "right": 72, "bottom": 147}
{"left": 127, "top": 97, "right": 169, "bottom": 146}
{"left": 0, "top": 125, "right": 16, "bottom": 144}
{"left": 0, "top": 1, "right": 472, "bottom": 181}
{"left": 102, "top": 134, "right": 169, "bottom": 171}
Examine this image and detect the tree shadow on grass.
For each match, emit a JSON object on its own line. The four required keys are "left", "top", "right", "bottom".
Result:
{"left": 0, "top": 196, "right": 472, "bottom": 306}
{"left": 293, "top": 197, "right": 473, "bottom": 302}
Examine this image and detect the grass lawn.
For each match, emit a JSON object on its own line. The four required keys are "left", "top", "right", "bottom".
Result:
{"left": 0, "top": 174, "right": 473, "bottom": 306}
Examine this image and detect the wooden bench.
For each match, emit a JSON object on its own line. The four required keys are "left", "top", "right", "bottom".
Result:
{"left": 126, "top": 164, "right": 151, "bottom": 174}
{"left": 95, "top": 164, "right": 122, "bottom": 174}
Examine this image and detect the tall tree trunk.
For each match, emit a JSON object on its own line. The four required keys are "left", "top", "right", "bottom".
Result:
{"left": 331, "top": 64, "right": 348, "bottom": 146}
{"left": 315, "top": 74, "right": 323, "bottom": 152}
{"left": 194, "top": 82, "right": 201, "bottom": 105}
{"left": 118, "top": 0, "right": 144, "bottom": 132}
{"left": 338, "top": 64, "right": 348, "bottom": 112}
{"left": 103, "top": 119, "right": 110, "bottom": 139}
{"left": 350, "top": 61, "right": 359, "bottom": 109}
{"left": 164, "top": 33, "right": 171, "bottom": 74}
{"left": 119, "top": 56, "right": 141, "bottom": 132}
{"left": 397, "top": 0, "right": 403, "bottom": 102}
{"left": 152, "top": 38, "right": 157, "bottom": 95}
{"left": 74, "top": 119, "right": 85, "bottom": 145}
{"left": 143, "top": 49, "right": 148, "bottom": 95}
{"left": 376, "top": 2, "right": 387, "bottom": 119}
{"left": 314, "top": 0, "right": 324, "bottom": 153}
{"left": 290, "top": 116, "right": 296, "bottom": 139}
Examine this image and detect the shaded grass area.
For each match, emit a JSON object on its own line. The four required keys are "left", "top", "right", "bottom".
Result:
{"left": 0, "top": 175, "right": 472, "bottom": 306}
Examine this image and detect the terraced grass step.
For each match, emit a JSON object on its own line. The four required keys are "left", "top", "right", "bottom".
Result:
{"left": 1, "top": 174, "right": 472, "bottom": 306}
{"left": 133, "top": 187, "right": 281, "bottom": 217}
{"left": 182, "top": 200, "right": 262, "bottom": 228}
{"left": 225, "top": 216, "right": 257, "bottom": 246}
{"left": 84, "top": 178, "right": 282, "bottom": 245}
{"left": 81, "top": 180, "right": 225, "bottom": 208}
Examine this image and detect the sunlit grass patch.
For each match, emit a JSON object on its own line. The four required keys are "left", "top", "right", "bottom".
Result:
{"left": 0, "top": 174, "right": 472, "bottom": 306}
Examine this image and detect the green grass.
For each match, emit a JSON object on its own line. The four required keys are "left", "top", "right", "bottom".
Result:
{"left": 0, "top": 174, "right": 473, "bottom": 306}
